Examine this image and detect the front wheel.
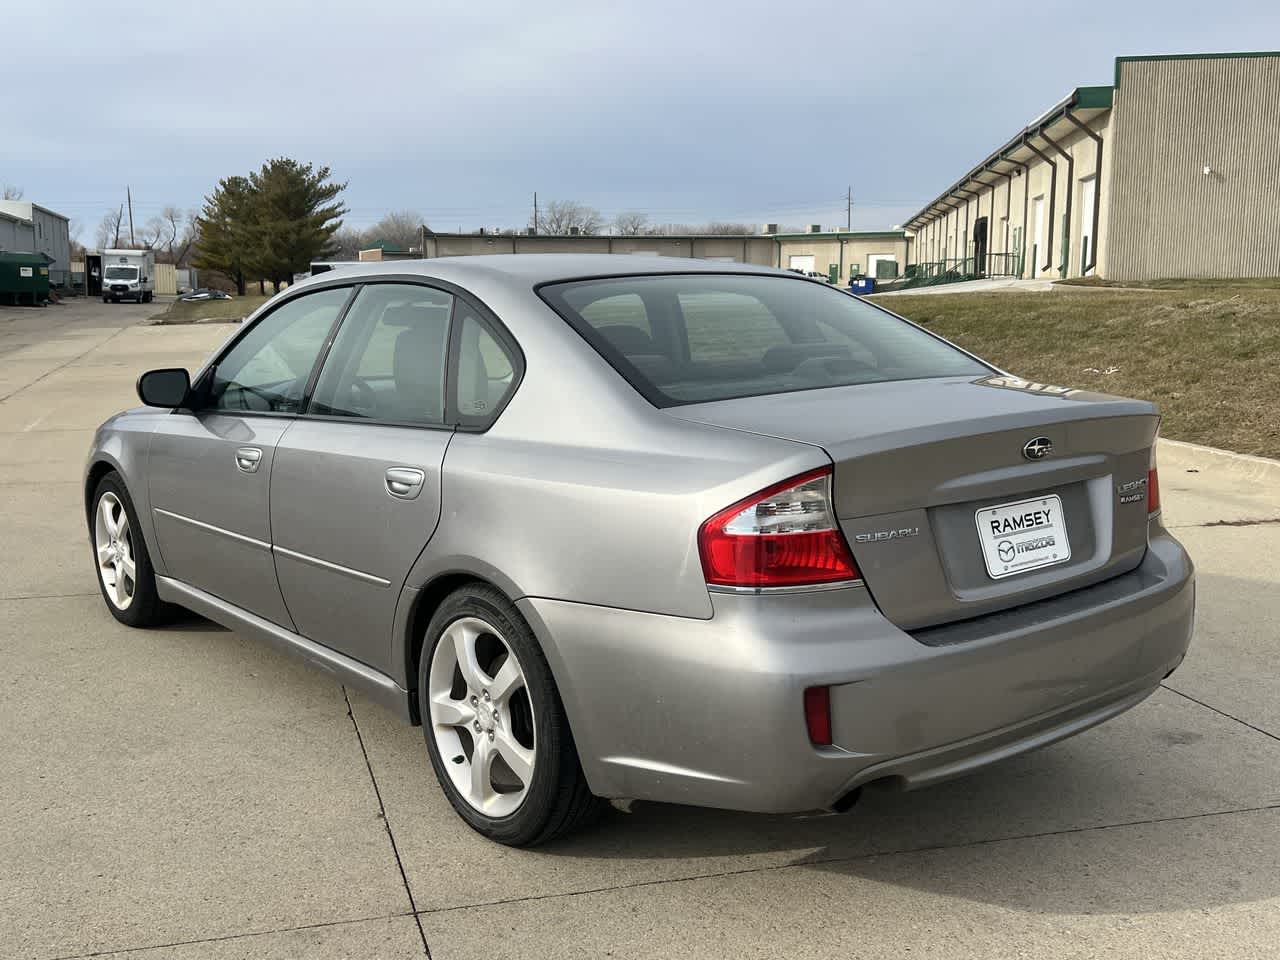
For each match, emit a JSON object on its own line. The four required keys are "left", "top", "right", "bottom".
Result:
{"left": 419, "top": 585, "right": 602, "bottom": 846}
{"left": 90, "top": 472, "right": 171, "bottom": 627}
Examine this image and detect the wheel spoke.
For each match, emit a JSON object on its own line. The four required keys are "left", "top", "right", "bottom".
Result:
{"left": 431, "top": 692, "right": 472, "bottom": 727}
{"left": 448, "top": 621, "right": 485, "bottom": 690}
{"left": 97, "top": 541, "right": 114, "bottom": 566}
{"left": 109, "top": 561, "right": 126, "bottom": 605}
{"left": 493, "top": 728, "right": 534, "bottom": 787}
{"left": 468, "top": 737, "right": 494, "bottom": 807}
{"left": 119, "top": 553, "right": 136, "bottom": 583}
{"left": 100, "top": 497, "right": 120, "bottom": 537}
{"left": 488, "top": 656, "right": 523, "bottom": 704}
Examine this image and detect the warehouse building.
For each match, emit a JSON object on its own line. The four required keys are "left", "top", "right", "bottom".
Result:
{"left": 355, "top": 228, "right": 910, "bottom": 284}
{"left": 905, "top": 52, "right": 1280, "bottom": 282}
{"left": 0, "top": 200, "right": 71, "bottom": 286}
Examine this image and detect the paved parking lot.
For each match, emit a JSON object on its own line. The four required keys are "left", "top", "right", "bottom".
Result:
{"left": 3, "top": 298, "right": 1279, "bottom": 959}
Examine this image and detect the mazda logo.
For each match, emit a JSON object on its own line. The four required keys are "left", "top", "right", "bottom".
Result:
{"left": 1023, "top": 437, "right": 1053, "bottom": 461}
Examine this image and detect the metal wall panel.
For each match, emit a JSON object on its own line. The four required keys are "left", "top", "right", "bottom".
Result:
{"left": 1106, "top": 56, "right": 1280, "bottom": 281}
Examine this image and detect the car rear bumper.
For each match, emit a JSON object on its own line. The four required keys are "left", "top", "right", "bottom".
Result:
{"left": 519, "top": 528, "right": 1194, "bottom": 813}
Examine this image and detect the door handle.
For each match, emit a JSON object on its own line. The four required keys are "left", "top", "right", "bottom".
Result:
{"left": 385, "top": 467, "right": 425, "bottom": 500}
{"left": 235, "top": 446, "right": 263, "bottom": 473}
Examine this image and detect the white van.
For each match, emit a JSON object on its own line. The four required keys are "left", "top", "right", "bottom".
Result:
{"left": 102, "top": 249, "right": 156, "bottom": 303}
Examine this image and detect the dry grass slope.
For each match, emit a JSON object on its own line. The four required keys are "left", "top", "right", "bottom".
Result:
{"left": 875, "top": 279, "right": 1280, "bottom": 459}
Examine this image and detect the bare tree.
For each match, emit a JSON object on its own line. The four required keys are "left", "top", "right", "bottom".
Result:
{"left": 648, "top": 221, "right": 758, "bottom": 236}
{"left": 612, "top": 211, "right": 649, "bottom": 235}
{"left": 533, "top": 199, "right": 602, "bottom": 236}
{"left": 365, "top": 210, "right": 425, "bottom": 252}
{"left": 2, "top": 184, "right": 23, "bottom": 200}
{"left": 332, "top": 226, "right": 368, "bottom": 260}
{"left": 172, "top": 208, "right": 200, "bottom": 265}
{"left": 95, "top": 207, "right": 125, "bottom": 249}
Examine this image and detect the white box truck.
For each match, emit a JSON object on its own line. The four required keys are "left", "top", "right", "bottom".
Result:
{"left": 102, "top": 249, "right": 156, "bottom": 303}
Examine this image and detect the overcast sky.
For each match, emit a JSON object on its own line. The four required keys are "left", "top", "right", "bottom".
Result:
{"left": 4, "top": 0, "right": 1277, "bottom": 239}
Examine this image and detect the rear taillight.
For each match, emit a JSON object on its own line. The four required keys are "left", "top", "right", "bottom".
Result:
{"left": 1147, "top": 444, "right": 1161, "bottom": 517}
{"left": 698, "top": 466, "right": 860, "bottom": 588}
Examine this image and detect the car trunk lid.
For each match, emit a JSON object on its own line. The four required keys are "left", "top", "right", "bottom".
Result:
{"left": 669, "top": 375, "right": 1159, "bottom": 630}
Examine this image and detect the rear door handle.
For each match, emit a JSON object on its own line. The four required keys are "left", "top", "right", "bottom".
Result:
{"left": 235, "top": 447, "right": 263, "bottom": 473}
{"left": 385, "top": 467, "right": 425, "bottom": 500}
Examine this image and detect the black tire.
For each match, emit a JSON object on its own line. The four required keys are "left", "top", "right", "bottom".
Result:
{"left": 89, "top": 471, "right": 173, "bottom": 627}
{"left": 418, "top": 584, "right": 603, "bottom": 846}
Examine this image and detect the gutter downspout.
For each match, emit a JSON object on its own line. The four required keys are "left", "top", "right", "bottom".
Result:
{"left": 1065, "top": 110, "right": 1103, "bottom": 275}
{"left": 1019, "top": 163, "right": 1029, "bottom": 278}
{"left": 1022, "top": 135, "right": 1057, "bottom": 273}
{"left": 1038, "top": 129, "right": 1074, "bottom": 278}
{"left": 957, "top": 190, "right": 978, "bottom": 271}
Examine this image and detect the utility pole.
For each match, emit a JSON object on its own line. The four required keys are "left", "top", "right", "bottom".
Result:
{"left": 114, "top": 204, "right": 123, "bottom": 247}
{"left": 532, "top": 191, "right": 538, "bottom": 234}
{"left": 126, "top": 186, "right": 135, "bottom": 246}
{"left": 846, "top": 186, "right": 853, "bottom": 231}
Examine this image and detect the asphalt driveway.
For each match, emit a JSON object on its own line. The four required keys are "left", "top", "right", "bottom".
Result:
{"left": 3, "top": 299, "right": 1278, "bottom": 959}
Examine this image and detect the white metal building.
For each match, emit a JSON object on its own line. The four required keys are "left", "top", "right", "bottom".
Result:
{"left": 905, "top": 52, "right": 1280, "bottom": 282}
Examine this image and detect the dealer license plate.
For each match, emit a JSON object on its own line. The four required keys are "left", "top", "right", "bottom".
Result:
{"left": 975, "top": 494, "right": 1071, "bottom": 580}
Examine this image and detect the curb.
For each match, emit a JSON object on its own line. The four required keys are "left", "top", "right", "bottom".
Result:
{"left": 1159, "top": 437, "right": 1280, "bottom": 485}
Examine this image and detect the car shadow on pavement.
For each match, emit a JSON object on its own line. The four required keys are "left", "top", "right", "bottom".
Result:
{"left": 524, "top": 682, "right": 1280, "bottom": 915}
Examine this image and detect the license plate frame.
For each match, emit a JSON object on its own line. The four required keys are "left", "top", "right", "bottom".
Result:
{"left": 974, "top": 494, "right": 1071, "bottom": 580}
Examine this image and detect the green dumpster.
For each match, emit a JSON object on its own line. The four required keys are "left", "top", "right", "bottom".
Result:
{"left": 0, "top": 252, "right": 52, "bottom": 306}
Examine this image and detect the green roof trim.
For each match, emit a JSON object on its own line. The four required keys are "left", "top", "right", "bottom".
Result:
{"left": 1074, "top": 85, "right": 1113, "bottom": 109}
{"left": 1115, "top": 50, "right": 1280, "bottom": 86}
{"left": 770, "top": 231, "right": 908, "bottom": 240}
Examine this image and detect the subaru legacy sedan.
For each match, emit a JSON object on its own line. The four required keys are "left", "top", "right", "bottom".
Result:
{"left": 85, "top": 256, "right": 1194, "bottom": 846}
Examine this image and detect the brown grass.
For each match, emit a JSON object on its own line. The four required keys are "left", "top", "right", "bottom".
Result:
{"left": 149, "top": 294, "right": 271, "bottom": 324}
{"left": 873, "top": 279, "right": 1280, "bottom": 459}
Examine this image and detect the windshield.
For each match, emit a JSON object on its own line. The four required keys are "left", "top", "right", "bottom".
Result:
{"left": 105, "top": 266, "right": 138, "bottom": 280}
{"left": 539, "top": 274, "right": 991, "bottom": 407}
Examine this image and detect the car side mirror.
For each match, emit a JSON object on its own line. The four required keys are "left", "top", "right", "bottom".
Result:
{"left": 137, "top": 368, "right": 192, "bottom": 408}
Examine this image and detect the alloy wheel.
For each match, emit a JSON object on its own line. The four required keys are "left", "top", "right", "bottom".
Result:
{"left": 94, "top": 491, "right": 136, "bottom": 610}
{"left": 428, "top": 616, "right": 536, "bottom": 817}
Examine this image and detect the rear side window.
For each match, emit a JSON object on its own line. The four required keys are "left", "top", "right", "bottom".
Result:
{"left": 454, "top": 308, "right": 518, "bottom": 427}
{"left": 540, "top": 274, "right": 990, "bottom": 406}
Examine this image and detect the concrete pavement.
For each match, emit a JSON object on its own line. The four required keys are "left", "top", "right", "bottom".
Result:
{"left": 2, "top": 299, "right": 1277, "bottom": 959}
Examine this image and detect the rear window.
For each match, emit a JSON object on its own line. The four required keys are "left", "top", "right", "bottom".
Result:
{"left": 539, "top": 274, "right": 990, "bottom": 406}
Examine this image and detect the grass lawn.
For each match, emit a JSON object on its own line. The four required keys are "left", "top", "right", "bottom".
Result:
{"left": 149, "top": 293, "right": 271, "bottom": 324}
{"left": 872, "top": 279, "right": 1280, "bottom": 459}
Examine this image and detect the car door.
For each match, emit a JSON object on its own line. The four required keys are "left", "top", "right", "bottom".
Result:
{"left": 269, "top": 282, "right": 457, "bottom": 675}
{"left": 147, "top": 285, "right": 354, "bottom": 627}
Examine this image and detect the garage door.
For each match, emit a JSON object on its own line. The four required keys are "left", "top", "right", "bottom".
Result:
{"left": 788, "top": 255, "right": 816, "bottom": 273}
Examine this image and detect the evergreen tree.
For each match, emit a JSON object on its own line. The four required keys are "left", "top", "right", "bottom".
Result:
{"left": 249, "top": 158, "right": 347, "bottom": 290}
{"left": 192, "top": 176, "right": 258, "bottom": 296}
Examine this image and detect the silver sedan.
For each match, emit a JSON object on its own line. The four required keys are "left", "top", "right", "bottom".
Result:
{"left": 84, "top": 256, "right": 1194, "bottom": 845}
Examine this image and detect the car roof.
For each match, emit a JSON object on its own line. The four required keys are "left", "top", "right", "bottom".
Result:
{"left": 296, "top": 254, "right": 787, "bottom": 293}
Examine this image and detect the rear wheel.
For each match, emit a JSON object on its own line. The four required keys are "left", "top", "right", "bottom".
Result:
{"left": 90, "top": 472, "right": 171, "bottom": 627}
{"left": 418, "top": 584, "right": 601, "bottom": 846}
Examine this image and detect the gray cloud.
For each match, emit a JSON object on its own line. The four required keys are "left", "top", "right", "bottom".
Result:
{"left": 5, "top": 0, "right": 1277, "bottom": 237}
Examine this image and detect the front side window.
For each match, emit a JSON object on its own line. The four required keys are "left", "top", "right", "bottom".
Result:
{"left": 540, "top": 274, "right": 990, "bottom": 406}
{"left": 207, "top": 286, "right": 350, "bottom": 413}
{"left": 309, "top": 283, "right": 452, "bottom": 425}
